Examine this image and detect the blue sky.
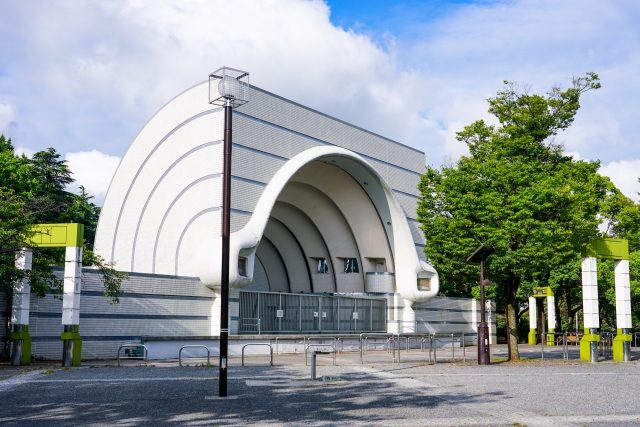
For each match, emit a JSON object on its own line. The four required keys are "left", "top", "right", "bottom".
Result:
{"left": 0, "top": 0, "right": 638, "bottom": 204}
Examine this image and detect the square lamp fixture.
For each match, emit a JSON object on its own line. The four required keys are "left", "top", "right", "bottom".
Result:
{"left": 209, "top": 66, "right": 250, "bottom": 108}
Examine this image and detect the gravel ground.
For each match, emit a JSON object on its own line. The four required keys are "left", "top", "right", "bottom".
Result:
{"left": 0, "top": 346, "right": 639, "bottom": 426}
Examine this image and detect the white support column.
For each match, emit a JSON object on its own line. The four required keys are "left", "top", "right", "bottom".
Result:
{"left": 62, "top": 246, "right": 83, "bottom": 325}
{"left": 529, "top": 297, "right": 537, "bottom": 330}
{"left": 528, "top": 296, "right": 537, "bottom": 345}
{"left": 402, "top": 299, "right": 416, "bottom": 333}
{"left": 614, "top": 260, "right": 632, "bottom": 330}
{"left": 12, "top": 249, "right": 32, "bottom": 326}
{"left": 547, "top": 295, "right": 556, "bottom": 331}
{"left": 581, "top": 257, "right": 600, "bottom": 329}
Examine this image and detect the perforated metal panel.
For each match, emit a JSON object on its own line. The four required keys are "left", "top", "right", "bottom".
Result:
{"left": 238, "top": 291, "right": 386, "bottom": 334}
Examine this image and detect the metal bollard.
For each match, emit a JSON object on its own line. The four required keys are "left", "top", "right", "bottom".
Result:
{"left": 311, "top": 351, "right": 330, "bottom": 380}
{"left": 451, "top": 333, "right": 455, "bottom": 360}
{"left": 433, "top": 335, "right": 437, "bottom": 363}
{"left": 462, "top": 334, "right": 466, "bottom": 363}
{"left": 311, "top": 352, "right": 318, "bottom": 380}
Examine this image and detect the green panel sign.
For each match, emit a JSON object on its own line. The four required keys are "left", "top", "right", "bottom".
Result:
{"left": 581, "top": 237, "right": 629, "bottom": 260}
{"left": 27, "top": 224, "right": 84, "bottom": 247}
{"left": 530, "top": 286, "right": 553, "bottom": 297}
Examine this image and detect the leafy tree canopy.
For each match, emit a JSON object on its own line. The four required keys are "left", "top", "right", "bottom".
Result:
{"left": 0, "top": 134, "right": 124, "bottom": 303}
{"left": 418, "top": 73, "right": 613, "bottom": 360}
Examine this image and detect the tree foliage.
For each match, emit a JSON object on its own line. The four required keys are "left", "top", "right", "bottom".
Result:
{"left": 417, "top": 73, "right": 611, "bottom": 360}
{"left": 0, "top": 134, "right": 125, "bottom": 303}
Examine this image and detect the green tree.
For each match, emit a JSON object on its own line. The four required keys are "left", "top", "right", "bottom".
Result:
{"left": 0, "top": 134, "right": 125, "bottom": 303}
{"left": 418, "top": 73, "right": 611, "bottom": 360}
{"left": 603, "top": 189, "right": 640, "bottom": 327}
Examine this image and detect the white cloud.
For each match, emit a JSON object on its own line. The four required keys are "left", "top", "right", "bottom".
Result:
{"left": 14, "top": 146, "right": 35, "bottom": 158}
{"left": 0, "top": 101, "right": 14, "bottom": 132}
{"left": 599, "top": 159, "right": 640, "bottom": 202}
{"left": 65, "top": 150, "right": 121, "bottom": 206}
{"left": 0, "top": 0, "right": 639, "bottom": 171}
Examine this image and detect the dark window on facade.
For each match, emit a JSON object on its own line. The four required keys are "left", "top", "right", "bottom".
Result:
{"left": 317, "top": 258, "right": 329, "bottom": 273}
{"left": 238, "top": 257, "right": 247, "bottom": 277}
{"left": 344, "top": 258, "right": 359, "bottom": 273}
{"left": 417, "top": 278, "right": 431, "bottom": 291}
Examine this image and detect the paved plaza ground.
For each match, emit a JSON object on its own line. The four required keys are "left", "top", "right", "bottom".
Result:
{"left": 1, "top": 345, "right": 639, "bottom": 426}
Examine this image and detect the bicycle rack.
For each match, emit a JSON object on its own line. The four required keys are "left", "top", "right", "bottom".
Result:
{"left": 241, "top": 343, "right": 274, "bottom": 366}
{"left": 305, "top": 343, "right": 336, "bottom": 366}
{"left": 117, "top": 344, "right": 148, "bottom": 367}
{"left": 179, "top": 345, "right": 211, "bottom": 367}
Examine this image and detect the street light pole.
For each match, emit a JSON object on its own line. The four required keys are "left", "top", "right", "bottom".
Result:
{"left": 219, "top": 98, "right": 232, "bottom": 396}
{"left": 208, "top": 67, "right": 250, "bottom": 398}
{"left": 467, "top": 245, "right": 494, "bottom": 365}
{"left": 478, "top": 252, "right": 489, "bottom": 365}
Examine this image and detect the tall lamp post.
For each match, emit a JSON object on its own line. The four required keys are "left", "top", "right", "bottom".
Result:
{"left": 467, "top": 245, "right": 494, "bottom": 365}
{"left": 208, "top": 67, "right": 249, "bottom": 397}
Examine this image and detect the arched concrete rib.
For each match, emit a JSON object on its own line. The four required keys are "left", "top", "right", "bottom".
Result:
{"left": 111, "top": 108, "right": 221, "bottom": 263}
{"left": 151, "top": 175, "right": 221, "bottom": 274}
{"left": 131, "top": 140, "right": 222, "bottom": 271}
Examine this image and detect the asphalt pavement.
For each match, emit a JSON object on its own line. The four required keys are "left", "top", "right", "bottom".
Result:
{"left": 1, "top": 345, "right": 639, "bottom": 426}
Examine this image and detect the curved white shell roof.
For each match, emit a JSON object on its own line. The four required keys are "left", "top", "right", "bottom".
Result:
{"left": 95, "top": 81, "right": 438, "bottom": 303}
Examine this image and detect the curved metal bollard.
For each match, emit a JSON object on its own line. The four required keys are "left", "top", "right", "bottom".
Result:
{"left": 311, "top": 351, "right": 331, "bottom": 380}
{"left": 241, "top": 343, "right": 273, "bottom": 366}
{"left": 179, "top": 345, "right": 211, "bottom": 367}
{"left": 117, "top": 344, "right": 148, "bottom": 367}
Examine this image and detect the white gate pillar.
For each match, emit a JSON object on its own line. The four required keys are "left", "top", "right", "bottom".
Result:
{"left": 10, "top": 249, "right": 33, "bottom": 365}
{"left": 613, "top": 259, "right": 632, "bottom": 361}
{"left": 528, "top": 296, "right": 537, "bottom": 345}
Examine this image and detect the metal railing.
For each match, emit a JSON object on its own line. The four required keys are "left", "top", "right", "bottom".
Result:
{"left": 179, "top": 345, "right": 211, "bottom": 367}
{"left": 241, "top": 318, "right": 261, "bottom": 335}
{"left": 634, "top": 332, "right": 640, "bottom": 348}
{"left": 305, "top": 343, "right": 336, "bottom": 366}
{"left": 431, "top": 333, "right": 468, "bottom": 363}
{"left": 241, "top": 343, "right": 273, "bottom": 366}
{"left": 359, "top": 333, "right": 392, "bottom": 364}
{"left": 117, "top": 344, "right": 148, "bottom": 367}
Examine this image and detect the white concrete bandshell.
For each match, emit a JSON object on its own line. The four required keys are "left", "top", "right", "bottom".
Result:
{"left": 94, "top": 82, "right": 438, "bottom": 306}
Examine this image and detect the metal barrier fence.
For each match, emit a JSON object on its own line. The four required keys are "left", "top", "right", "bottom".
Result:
{"left": 179, "top": 345, "right": 211, "bottom": 367}
{"left": 117, "top": 344, "right": 148, "bottom": 366}
{"left": 239, "top": 291, "right": 386, "bottom": 334}
{"left": 431, "top": 333, "right": 469, "bottom": 363}
{"left": 357, "top": 332, "right": 470, "bottom": 364}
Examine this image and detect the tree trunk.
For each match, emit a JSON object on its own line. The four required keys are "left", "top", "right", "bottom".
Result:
{"left": 536, "top": 297, "right": 544, "bottom": 344}
{"left": 554, "top": 293, "right": 561, "bottom": 331}
{"left": 505, "top": 276, "right": 521, "bottom": 360}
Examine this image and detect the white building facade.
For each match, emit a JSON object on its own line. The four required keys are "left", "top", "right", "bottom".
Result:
{"left": 94, "top": 80, "right": 439, "bottom": 335}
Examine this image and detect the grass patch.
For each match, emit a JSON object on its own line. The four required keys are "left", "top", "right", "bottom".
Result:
{"left": 40, "top": 369, "right": 54, "bottom": 375}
